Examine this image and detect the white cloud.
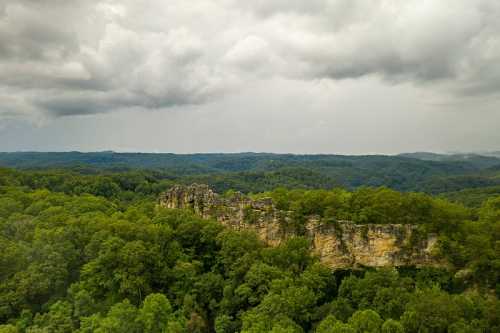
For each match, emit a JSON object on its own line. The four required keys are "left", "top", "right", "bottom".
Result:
{"left": 0, "top": 0, "right": 499, "bottom": 119}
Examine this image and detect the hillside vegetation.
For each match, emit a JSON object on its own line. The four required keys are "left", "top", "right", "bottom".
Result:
{"left": 2, "top": 152, "right": 500, "bottom": 195}
{"left": 0, "top": 167, "right": 499, "bottom": 332}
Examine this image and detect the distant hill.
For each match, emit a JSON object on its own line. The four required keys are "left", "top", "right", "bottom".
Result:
{"left": 3, "top": 151, "right": 497, "bottom": 170}
{"left": 2, "top": 151, "right": 500, "bottom": 193}
{"left": 479, "top": 151, "right": 500, "bottom": 158}
{"left": 399, "top": 152, "right": 500, "bottom": 169}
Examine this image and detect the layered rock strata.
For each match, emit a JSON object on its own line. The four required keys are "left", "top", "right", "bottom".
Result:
{"left": 159, "top": 184, "right": 441, "bottom": 268}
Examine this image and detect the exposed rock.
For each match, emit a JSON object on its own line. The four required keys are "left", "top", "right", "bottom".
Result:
{"left": 159, "top": 184, "right": 442, "bottom": 269}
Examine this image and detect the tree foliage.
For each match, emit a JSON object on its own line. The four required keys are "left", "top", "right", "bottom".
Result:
{"left": 0, "top": 168, "right": 498, "bottom": 332}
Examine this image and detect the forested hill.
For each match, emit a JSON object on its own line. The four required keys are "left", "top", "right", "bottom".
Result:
{"left": 399, "top": 152, "right": 500, "bottom": 169}
{"left": 0, "top": 168, "right": 499, "bottom": 332}
{"left": 1, "top": 151, "right": 500, "bottom": 194}
{"left": 3, "top": 151, "right": 500, "bottom": 171}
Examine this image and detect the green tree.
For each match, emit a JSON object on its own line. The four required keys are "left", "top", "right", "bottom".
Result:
{"left": 401, "top": 288, "right": 461, "bottom": 333}
{"left": 95, "top": 300, "right": 140, "bottom": 333}
{"left": 325, "top": 322, "right": 356, "bottom": 333}
{"left": 316, "top": 315, "right": 338, "bottom": 333}
{"left": 214, "top": 314, "right": 234, "bottom": 333}
{"left": 381, "top": 319, "right": 404, "bottom": 333}
{"left": 348, "top": 309, "right": 383, "bottom": 333}
{"left": 136, "top": 293, "right": 172, "bottom": 333}
{"left": 32, "top": 301, "right": 74, "bottom": 333}
{"left": 0, "top": 325, "right": 18, "bottom": 333}
{"left": 479, "top": 197, "right": 500, "bottom": 223}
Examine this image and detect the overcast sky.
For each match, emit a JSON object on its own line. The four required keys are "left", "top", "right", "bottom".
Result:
{"left": 1, "top": 0, "right": 499, "bottom": 154}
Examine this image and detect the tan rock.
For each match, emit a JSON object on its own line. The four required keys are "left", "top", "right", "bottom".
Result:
{"left": 159, "top": 184, "right": 443, "bottom": 269}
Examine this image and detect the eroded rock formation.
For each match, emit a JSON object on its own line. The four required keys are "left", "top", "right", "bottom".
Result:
{"left": 159, "top": 184, "right": 442, "bottom": 269}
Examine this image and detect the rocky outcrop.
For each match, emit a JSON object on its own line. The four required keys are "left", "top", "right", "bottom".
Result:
{"left": 159, "top": 184, "right": 442, "bottom": 269}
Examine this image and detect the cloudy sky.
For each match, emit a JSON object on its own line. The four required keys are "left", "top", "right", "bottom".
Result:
{"left": 1, "top": 0, "right": 499, "bottom": 154}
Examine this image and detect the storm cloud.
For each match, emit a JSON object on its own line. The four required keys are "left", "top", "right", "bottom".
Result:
{"left": 0, "top": 0, "right": 499, "bottom": 118}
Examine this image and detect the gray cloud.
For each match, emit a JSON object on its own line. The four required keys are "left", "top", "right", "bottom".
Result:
{"left": 0, "top": 0, "right": 499, "bottom": 119}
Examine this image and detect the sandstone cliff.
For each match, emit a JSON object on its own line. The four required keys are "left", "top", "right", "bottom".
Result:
{"left": 159, "top": 184, "right": 442, "bottom": 269}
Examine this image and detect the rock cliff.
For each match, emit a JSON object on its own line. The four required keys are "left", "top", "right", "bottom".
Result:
{"left": 159, "top": 184, "right": 442, "bottom": 269}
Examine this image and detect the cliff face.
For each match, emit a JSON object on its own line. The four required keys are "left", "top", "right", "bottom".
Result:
{"left": 159, "top": 184, "right": 442, "bottom": 269}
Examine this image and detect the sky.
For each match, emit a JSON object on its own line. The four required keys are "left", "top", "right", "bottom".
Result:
{"left": 1, "top": 0, "right": 500, "bottom": 154}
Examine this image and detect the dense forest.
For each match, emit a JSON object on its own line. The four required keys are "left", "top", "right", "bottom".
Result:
{"left": 2, "top": 152, "right": 500, "bottom": 195}
{"left": 0, "top": 162, "right": 499, "bottom": 332}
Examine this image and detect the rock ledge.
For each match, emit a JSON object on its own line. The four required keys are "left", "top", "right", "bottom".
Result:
{"left": 159, "top": 184, "right": 442, "bottom": 269}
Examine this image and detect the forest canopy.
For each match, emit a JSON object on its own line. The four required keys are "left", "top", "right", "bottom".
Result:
{"left": 0, "top": 167, "right": 499, "bottom": 332}
{"left": 2, "top": 152, "right": 500, "bottom": 196}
